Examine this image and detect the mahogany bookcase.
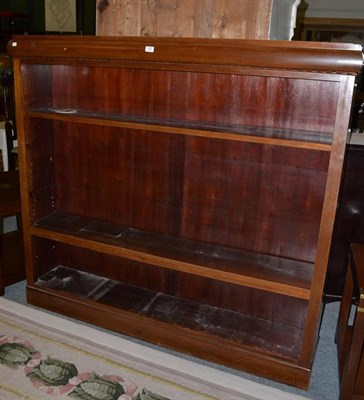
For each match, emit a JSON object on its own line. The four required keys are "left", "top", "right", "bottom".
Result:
{"left": 8, "top": 36, "right": 363, "bottom": 389}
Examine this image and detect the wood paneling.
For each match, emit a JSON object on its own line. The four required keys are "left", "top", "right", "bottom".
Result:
{"left": 96, "top": 0, "right": 273, "bottom": 39}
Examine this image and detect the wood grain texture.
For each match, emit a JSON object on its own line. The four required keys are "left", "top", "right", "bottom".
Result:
{"left": 96, "top": 0, "right": 273, "bottom": 39}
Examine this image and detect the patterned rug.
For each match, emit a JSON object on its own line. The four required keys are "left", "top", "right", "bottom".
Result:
{"left": 0, "top": 298, "right": 309, "bottom": 400}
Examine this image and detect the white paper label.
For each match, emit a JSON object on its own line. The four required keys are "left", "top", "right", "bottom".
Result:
{"left": 145, "top": 46, "right": 155, "bottom": 53}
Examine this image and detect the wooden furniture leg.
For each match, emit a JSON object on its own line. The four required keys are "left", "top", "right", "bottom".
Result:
{"left": 337, "top": 243, "right": 364, "bottom": 400}
{"left": 0, "top": 217, "right": 4, "bottom": 296}
{"left": 0, "top": 170, "right": 23, "bottom": 295}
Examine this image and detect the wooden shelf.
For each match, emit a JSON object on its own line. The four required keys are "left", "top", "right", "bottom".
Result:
{"left": 34, "top": 265, "right": 304, "bottom": 361}
{"left": 29, "top": 109, "right": 332, "bottom": 150}
{"left": 32, "top": 213, "right": 313, "bottom": 299}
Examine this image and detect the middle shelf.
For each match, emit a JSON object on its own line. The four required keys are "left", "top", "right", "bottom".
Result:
{"left": 32, "top": 212, "right": 313, "bottom": 299}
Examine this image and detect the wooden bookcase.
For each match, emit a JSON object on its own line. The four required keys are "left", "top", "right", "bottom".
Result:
{"left": 8, "top": 36, "right": 363, "bottom": 389}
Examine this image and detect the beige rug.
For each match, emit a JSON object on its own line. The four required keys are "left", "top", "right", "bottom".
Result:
{"left": 0, "top": 298, "right": 309, "bottom": 400}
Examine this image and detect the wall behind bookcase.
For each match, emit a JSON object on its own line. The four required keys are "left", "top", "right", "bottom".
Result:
{"left": 0, "top": 0, "right": 96, "bottom": 35}
{"left": 95, "top": 0, "right": 274, "bottom": 39}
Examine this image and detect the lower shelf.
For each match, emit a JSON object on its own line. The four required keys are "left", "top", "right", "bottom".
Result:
{"left": 28, "top": 266, "right": 312, "bottom": 389}
{"left": 35, "top": 266, "right": 304, "bottom": 361}
{"left": 32, "top": 212, "right": 313, "bottom": 299}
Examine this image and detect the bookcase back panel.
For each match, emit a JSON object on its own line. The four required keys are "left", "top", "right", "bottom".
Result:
{"left": 23, "top": 64, "right": 53, "bottom": 109}
{"left": 182, "top": 137, "right": 330, "bottom": 262}
{"left": 48, "top": 121, "right": 330, "bottom": 263}
{"left": 24, "top": 65, "right": 340, "bottom": 136}
{"left": 53, "top": 122, "right": 179, "bottom": 235}
{"left": 174, "top": 273, "right": 308, "bottom": 329}
{"left": 28, "top": 119, "right": 56, "bottom": 220}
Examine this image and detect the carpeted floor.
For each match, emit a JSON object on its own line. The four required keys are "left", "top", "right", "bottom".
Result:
{"left": 3, "top": 280, "right": 340, "bottom": 400}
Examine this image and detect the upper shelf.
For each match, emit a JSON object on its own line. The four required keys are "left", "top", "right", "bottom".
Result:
{"left": 8, "top": 35, "right": 363, "bottom": 76}
{"left": 29, "top": 109, "right": 332, "bottom": 150}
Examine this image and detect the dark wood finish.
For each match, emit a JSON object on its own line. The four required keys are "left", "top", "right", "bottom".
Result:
{"left": 8, "top": 35, "right": 363, "bottom": 74}
{"left": 297, "top": 17, "right": 364, "bottom": 42}
{"left": 0, "top": 170, "right": 24, "bottom": 295}
{"left": 34, "top": 264, "right": 304, "bottom": 360}
{"left": 0, "top": 170, "right": 21, "bottom": 216}
{"left": 336, "top": 243, "right": 364, "bottom": 400}
{"left": 1, "top": 231, "right": 25, "bottom": 288}
{"left": 327, "top": 145, "right": 364, "bottom": 299}
{"left": 26, "top": 284, "right": 311, "bottom": 388}
{"left": 9, "top": 35, "right": 363, "bottom": 389}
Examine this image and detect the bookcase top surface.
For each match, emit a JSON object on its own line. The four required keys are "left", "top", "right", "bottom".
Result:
{"left": 8, "top": 35, "right": 363, "bottom": 75}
